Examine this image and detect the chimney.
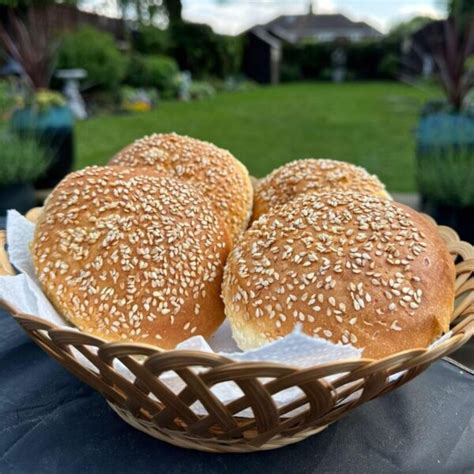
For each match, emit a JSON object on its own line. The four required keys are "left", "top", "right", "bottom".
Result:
{"left": 309, "top": 1, "right": 315, "bottom": 15}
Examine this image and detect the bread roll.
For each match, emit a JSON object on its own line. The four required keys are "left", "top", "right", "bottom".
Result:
{"left": 253, "top": 159, "right": 390, "bottom": 220}
{"left": 222, "top": 192, "right": 455, "bottom": 359}
{"left": 32, "top": 165, "right": 231, "bottom": 348}
{"left": 110, "top": 133, "right": 253, "bottom": 244}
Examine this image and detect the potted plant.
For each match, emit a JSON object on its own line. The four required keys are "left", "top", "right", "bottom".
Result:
{"left": 415, "top": 5, "right": 474, "bottom": 243}
{"left": 0, "top": 10, "right": 74, "bottom": 189}
{"left": 0, "top": 131, "right": 50, "bottom": 216}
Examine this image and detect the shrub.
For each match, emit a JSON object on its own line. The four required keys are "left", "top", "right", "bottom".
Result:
{"left": 208, "top": 76, "right": 257, "bottom": 92}
{"left": 125, "top": 54, "right": 179, "bottom": 98}
{"left": 170, "top": 22, "right": 243, "bottom": 79}
{"left": 57, "top": 26, "right": 127, "bottom": 91}
{"left": 120, "top": 86, "right": 158, "bottom": 112}
{"left": 27, "top": 90, "right": 66, "bottom": 111}
{"left": 416, "top": 112, "right": 474, "bottom": 206}
{"left": 223, "top": 76, "right": 257, "bottom": 92}
{"left": 133, "top": 25, "right": 170, "bottom": 55}
{"left": 416, "top": 146, "right": 474, "bottom": 206}
{"left": 0, "top": 81, "right": 17, "bottom": 119}
{"left": 0, "top": 132, "right": 50, "bottom": 186}
{"left": 189, "top": 81, "right": 215, "bottom": 100}
{"left": 377, "top": 53, "right": 400, "bottom": 79}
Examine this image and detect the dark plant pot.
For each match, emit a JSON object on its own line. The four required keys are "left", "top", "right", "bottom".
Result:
{"left": 0, "top": 182, "right": 35, "bottom": 217}
{"left": 421, "top": 197, "right": 474, "bottom": 244}
{"left": 10, "top": 105, "right": 75, "bottom": 189}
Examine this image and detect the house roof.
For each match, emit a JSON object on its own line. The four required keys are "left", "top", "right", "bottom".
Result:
{"left": 263, "top": 13, "right": 382, "bottom": 42}
{"left": 249, "top": 26, "right": 282, "bottom": 49}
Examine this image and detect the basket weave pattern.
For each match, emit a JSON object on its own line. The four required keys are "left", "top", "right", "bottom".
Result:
{"left": 0, "top": 218, "right": 473, "bottom": 453}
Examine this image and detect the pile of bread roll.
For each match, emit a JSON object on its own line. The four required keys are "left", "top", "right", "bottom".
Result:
{"left": 31, "top": 133, "right": 455, "bottom": 359}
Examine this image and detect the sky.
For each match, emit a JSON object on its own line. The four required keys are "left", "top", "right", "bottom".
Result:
{"left": 183, "top": 0, "right": 444, "bottom": 35}
{"left": 82, "top": 0, "right": 445, "bottom": 35}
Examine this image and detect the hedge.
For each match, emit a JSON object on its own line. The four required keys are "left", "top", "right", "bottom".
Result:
{"left": 281, "top": 39, "right": 401, "bottom": 82}
{"left": 170, "top": 21, "right": 243, "bottom": 79}
{"left": 133, "top": 25, "right": 170, "bottom": 55}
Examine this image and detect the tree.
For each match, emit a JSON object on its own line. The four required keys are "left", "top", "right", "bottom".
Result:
{"left": 116, "top": 0, "right": 181, "bottom": 26}
{"left": 449, "top": 0, "right": 474, "bottom": 17}
{"left": 165, "top": 0, "right": 181, "bottom": 24}
{"left": 448, "top": 0, "right": 474, "bottom": 32}
{"left": 0, "top": 0, "right": 75, "bottom": 5}
{"left": 388, "top": 16, "right": 433, "bottom": 40}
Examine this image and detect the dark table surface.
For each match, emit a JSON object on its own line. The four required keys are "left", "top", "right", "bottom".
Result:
{"left": 1, "top": 309, "right": 473, "bottom": 474}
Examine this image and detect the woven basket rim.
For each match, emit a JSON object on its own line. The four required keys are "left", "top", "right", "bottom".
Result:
{"left": 4, "top": 297, "right": 471, "bottom": 370}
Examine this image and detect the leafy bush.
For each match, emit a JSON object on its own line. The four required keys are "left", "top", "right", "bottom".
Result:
{"left": 26, "top": 89, "right": 66, "bottom": 111}
{"left": 133, "top": 25, "right": 170, "bottom": 55}
{"left": 416, "top": 111, "right": 474, "bottom": 206}
{"left": 377, "top": 53, "right": 400, "bottom": 79}
{"left": 416, "top": 146, "right": 474, "bottom": 206}
{"left": 125, "top": 54, "right": 179, "bottom": 98}
{"left": 170, "top": 22, "right": 243, "bottom": 79}
{"left": 189, "top": 81, "right": 215, "bottom": 100}
{"left": 57, "top": 27, "right": 127, "bottom": 91}
{"left": 120, "top": 86, "right": 158, "bottom": 112}
{"left": 209, "top": 76, "right": 257, "bottom": 92}
{"left": 223, "top": 77, "right": 257, "bottom": 92}
{"left": 0, "top": 81, "right": 17, "bottom": 119}
{"left": 0, "top": 132, "right": 50, "bottom": 186}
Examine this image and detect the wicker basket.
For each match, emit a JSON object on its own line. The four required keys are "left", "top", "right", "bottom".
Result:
{"left": 0, "top": 210, "right": 473, "bottom": 453}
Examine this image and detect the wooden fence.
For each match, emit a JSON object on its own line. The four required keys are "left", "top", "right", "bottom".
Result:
{"left": 1, "top": 5, "right": 126, "bottom": 40}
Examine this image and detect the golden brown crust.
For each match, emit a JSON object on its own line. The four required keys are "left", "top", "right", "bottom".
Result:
{"left": 253, "top": 159, "right": 390, "bottom": 220}
{"left": 32, "top": 165, "right": 231, "bottom": 348}
{"left": 110, "top": 133, "right": 254, "bottom": 244}
{"left": 222, "top": 192, "right": 455, "bottom": 359}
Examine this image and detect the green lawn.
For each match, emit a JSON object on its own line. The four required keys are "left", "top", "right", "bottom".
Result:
{"left": 76, "top": 82, "right": 439, "bottom": 192}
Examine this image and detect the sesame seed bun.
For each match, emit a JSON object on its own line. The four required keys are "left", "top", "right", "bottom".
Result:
{"left": 32, "top": 166, "right": 231, "bottom": 348}
{"left": 253, "top": 159, "right": 390, "bottom": 220}
{"left": 222, "top": 192, "right": 455, "bottom": 359}
{"left": 109, "top": 133, "right": 253, "bottom": 244}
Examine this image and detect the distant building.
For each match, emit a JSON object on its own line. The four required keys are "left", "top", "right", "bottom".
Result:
{"left": 243, "top": 6, "right": 382, "bottom": 84}
{"left": 262, "top": 6, "right": 382, "bottom": 44}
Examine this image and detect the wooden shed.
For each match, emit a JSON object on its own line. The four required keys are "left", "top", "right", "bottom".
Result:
{"left": 242, "top": 27, "right": 281, "bottom": 84}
